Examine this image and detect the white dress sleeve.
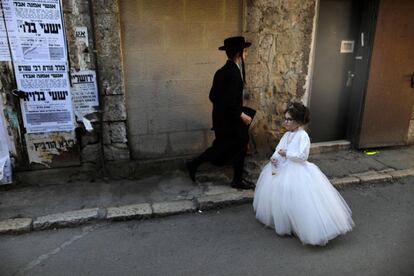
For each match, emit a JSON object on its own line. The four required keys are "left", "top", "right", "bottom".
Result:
{"left": 271, "top": 133, "right": 288, "bottom": 160}
{"left": 286, "top": 131, "right": 310, "bottom": 162}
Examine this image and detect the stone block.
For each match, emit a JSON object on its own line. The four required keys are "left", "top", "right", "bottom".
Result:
{"left": 119, "top": 1, "right": 142, "bottom": 22}
{"left": 81, "top": 143, "right": 102, "bottom": 163}
{"left": 126, "top": 108, "right": 148, "bottom": 136}
{"left": 103, "top": 122, "right": 128, "bottom": 144}
{"left": 106, "top": 203, "right": 152, "bottom": 220}
{"left": 104, "top": 143, "right": 130, "bottom": 161}
{"left": 105, "top": 160, "right": 133, "bottom": 178}
{"left": 185, "top": 105, "right": 211, "bottom": 130}
{"left": 245, "top": 6, "right": 262, "bottom": 33}
{"left": 102, "top": 95, "right": 127, "bottom": 121}
{"left": 81, "top": 131, "right": 100, "bottom": 147}
{"left": 169, "top": 131, "right": 206, "bottom": 155}
{"left": 186, "top": 0, "right": 224, "bottom": 22}
{"left": 225, "top": 0, "right": 243, "bottom": 23}
{"left": 164, "top": 23, "right": 204, "bottom": 50}
{"left": 91, "top": 0, "right": 119, "bottom": 14}
{"left": 122, "top": 21, "right": 163, "bottom": 51}
{"left": 183, "top": 51, "right": 222, "bottom": 79}
{"left": 33, "top": 208, "right": 99, "bottom": 230}
{"left": 204, "top": 23, "right": 241, "bottom": 51}
{"left": 152, "top": 200, "right": 196, "bottom": 216}
{"left": 0, "top": 218, "right": 32, "bottom": 234}
{"left": 93, "top": 14, "right": 122, "bottom": 55}
{"left": 129, "top": 133, "right": 168, "bottom": 158}
{"left": 98, "top": 64, "right": 124, "bottom": 95}
{"left": 246, "top": 64, "right": 267, "bottom": 88}
{"left": 62, "top": 0, "right": 89, "bottom": 14}
{"left": 154, "top": 52, "right": 189, "bottom": 81}
{"left": 147, "top": 106, "right": 187, "bottom": 133}
{"left": 141, "top": 0, "right": 184, "bottom": 21}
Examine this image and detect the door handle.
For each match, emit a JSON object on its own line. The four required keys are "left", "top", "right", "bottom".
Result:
{"left": 346, "top": 71, "right": 355, "bottom": 87}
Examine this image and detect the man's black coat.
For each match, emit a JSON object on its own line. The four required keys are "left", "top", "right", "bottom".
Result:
{"left": 208, "top": 60, "right": 249, "bottom": 165}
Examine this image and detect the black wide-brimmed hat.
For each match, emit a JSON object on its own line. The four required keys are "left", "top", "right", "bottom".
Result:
{"left": 218, "top": 36, "right": 251, "bottom": 52}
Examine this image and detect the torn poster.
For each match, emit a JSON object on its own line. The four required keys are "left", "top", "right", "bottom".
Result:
{"left": 70, "top": 70, "right": 99, "bottom": 119}
{"left": 1, "top": 0, "right": 66, "bottom": 62}
{"left": 74, "top": 26, "right": 90, "bottom": 68}
{"left": 0, "top": 6, "right": 11, "bottom": 61}
{"left": 0, "top": 107, "right": 12, "bottom": 184}
{"left": 0, "top": 0, "right": 24, "bottom": 60}
{"left": 81, "top": 116, "right": 93, "bottom": 132}
{"left": 0, "top": 95, "right": 16, "bottom": 155}
{"left": 25, "top": 131, "right": 76, "bottom": 166}
{"left": 15, "top": 62, "right": 75, "bottom": 133}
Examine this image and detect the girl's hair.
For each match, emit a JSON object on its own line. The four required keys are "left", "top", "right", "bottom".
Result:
{"left": 284, "top": 102, "right": 310, "bottom": 124}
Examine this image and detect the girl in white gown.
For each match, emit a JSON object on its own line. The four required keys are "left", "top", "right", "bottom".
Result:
{"left": 253, "top": 102, "right": 354, "bottom": 246}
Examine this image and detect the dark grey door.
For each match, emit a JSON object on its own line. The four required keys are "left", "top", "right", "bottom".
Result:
{"left": 309, "top": 0, "right": 360, "bottom": 142}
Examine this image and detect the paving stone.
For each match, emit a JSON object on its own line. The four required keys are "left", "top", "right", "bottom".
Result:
{"left": 106, "top": 203, "right": 152, "bottom": 220}
{"left": 33, "top": 208, "right": 99, "bottom": 230}
{"left": 0, "top": 218, "right": 32, "bottom": 234}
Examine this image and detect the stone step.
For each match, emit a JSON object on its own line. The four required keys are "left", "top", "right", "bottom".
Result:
{"left": 310, "top": 140, "right": 351, "bottom": 155}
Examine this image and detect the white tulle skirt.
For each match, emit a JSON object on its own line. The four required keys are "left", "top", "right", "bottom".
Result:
{"left": 253, "top": 161, "right": 355, "bottom": 246}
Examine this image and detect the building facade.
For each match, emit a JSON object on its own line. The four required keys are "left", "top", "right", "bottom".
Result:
{"left": 0, "top": 0, "right": 413, "bottom": 180}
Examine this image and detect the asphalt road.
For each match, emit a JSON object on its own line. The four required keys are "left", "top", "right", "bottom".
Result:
{"left": 1, "top": 179, "right": 413, "bottom": 276}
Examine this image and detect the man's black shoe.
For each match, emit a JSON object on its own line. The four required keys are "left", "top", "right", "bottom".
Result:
{"left": 231, "top": 179, "right": 255, "bottom": 190}
{"left": 186, "top": 161, "right": 197, "bottom": 182}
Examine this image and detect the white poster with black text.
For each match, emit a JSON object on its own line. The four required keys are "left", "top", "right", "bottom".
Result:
{"left": 71, "top": 70, "right": 99, "bottom": 118}
{"left": 15, "top": 62, "right": 75, "bottom": 133}
{"left": 1, "top": 0, "right": 66, "bottom": 61}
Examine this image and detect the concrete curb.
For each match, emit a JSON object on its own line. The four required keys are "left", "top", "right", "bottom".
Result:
{"left": 197, "top": 190, "right": 254, "bottom": 210}
{"left": 0, "top": 218, "right": 32, "bottom": 234}
{"left": 106, "top": 203, "right": 152, "bottom": 220}
{"left": 33, "top": 208, "right": 101, "bottom": 231}
{"left": 1, "top": 168, "right": 413, "bottom": 235}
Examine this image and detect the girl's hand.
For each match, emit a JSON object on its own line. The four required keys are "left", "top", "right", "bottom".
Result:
{"left": 271, "top": 157, "right": 278, "bottom": 165}
{"left": 278, "top": 149, "right": 287, "bottom": 157}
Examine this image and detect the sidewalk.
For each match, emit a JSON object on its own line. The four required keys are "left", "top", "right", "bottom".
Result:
{"left": 1, "top": 145, "right": 414, "bottom": 234}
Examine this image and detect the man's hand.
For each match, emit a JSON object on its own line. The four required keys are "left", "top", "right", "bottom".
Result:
{"left": 240, "top": 112, "right": 252, "bottom": 125}
{"left": 278, "top": 149, "right": 287, "bottom": 157}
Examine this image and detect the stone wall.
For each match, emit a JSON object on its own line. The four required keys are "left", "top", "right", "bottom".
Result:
{"left": 243, "top": 0, "right": 316, "bottom": 156}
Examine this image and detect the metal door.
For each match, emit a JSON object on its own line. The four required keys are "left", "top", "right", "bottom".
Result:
{"left": 309, "top": 0, "right": 361, "bottom": 142}
{"left": 358, "top": 0, "right": 414, "bottom": 147}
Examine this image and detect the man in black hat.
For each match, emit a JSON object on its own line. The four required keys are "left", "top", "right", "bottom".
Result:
{"left": 186, "top": 36, "right": 255, "bottom": 189}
